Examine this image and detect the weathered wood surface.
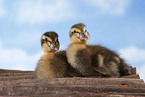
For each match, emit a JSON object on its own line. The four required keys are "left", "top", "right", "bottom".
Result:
{"left": 0, "top": 69, "right": 145, "bottom": 96}
{"left": 0, "top": 78, "right": 145, "bottom": 96}
{"left": 0, "top": 69, "right": 33, "bottom": 73}
{"left": 0, "top": 69, "right": 35, "bottom": 81}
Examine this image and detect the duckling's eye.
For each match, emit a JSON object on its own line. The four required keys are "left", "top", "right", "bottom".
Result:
{"left": 54, "top": 41, "right": 57, "bottom": 44}
{"left": 73, "top": 30, "right": 80, "bottom": 34}
{"left": 44, "top": 38, "right": 48, "bottom": 42}
{"left": 71, "top": 30, "right": 76, "bottom": 34}
{"left": 70, "top": 30, "right": 81, "bottom": 37}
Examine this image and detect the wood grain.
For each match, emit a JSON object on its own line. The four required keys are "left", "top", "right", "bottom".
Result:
{"left": 0, "top": 68, "right": 144, "bottom": 96}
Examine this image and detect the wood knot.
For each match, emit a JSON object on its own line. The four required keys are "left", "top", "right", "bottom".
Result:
{"left": 121, "top": 83, "right": 130, "bottom": 88}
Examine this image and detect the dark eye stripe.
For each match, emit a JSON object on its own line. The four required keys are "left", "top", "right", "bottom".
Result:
{"left": 73, "top": 30, "right": 80, "bottom": 33}
{"left": 70, "top": 30, "right": 80, "bottom": 37}
{"left": 44, "top": 38, "right": 52, "bottom": 43}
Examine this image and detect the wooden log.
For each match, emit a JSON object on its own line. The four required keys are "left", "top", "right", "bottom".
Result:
{"left": 0, "top": 72, "right": 34, "bottom": 76}
{"left": 5, "top": 85, "right": 145, "bottom": 96}
{"left": 0, "top": 68, "right": 144, "bottom": 96}
{"left": 0, "top": 78, "right": 144, "bottom": 86}
{"left": 0, "top": 78, "right": 145, "bottom": 96}
{"left": 1, "top": 83, "right": 145, "bottom": 96}
{"left": 0, "top": 69, "right": 35, "bottom": 80}
{"left": 0, "top": 69, "right": 33, "bottom": 73}
{"left": 121, "top": 74, "right": 140, "bottom": 79}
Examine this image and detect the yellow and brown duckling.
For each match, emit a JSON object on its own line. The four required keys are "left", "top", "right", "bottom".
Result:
{"left": 35, "top": 31, "right": 79, "bottom": 79}
{"left": 66, "top": 23, "right": 131, "bottom": 77}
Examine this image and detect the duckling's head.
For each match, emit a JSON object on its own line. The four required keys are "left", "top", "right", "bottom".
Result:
{"left": 70, "top": 23, "right": 89, "bottom": 44}
{"left": 41, "top": 31, "right": 60, "bottom": 53}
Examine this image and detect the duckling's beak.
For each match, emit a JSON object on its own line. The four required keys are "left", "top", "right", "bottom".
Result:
{"left": 80, "top": 32, "right": 88, "bottom": 41}
{"left": 54, "top": 45, "right": 59, "bottom": 51}
{"left": 50, "top": 42, "right": 59, "bottom": 51}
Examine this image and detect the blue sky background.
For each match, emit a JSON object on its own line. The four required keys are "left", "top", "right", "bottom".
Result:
{"left": 0, "top": 0, "right": 145, "bottom": 80}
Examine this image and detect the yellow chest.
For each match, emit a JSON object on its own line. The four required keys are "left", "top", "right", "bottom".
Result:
{"left": 66, "top": 43, "right": 86, "bottom": 67}
{"left": 41, "top": 53, "right": 56, "bottom": 78}
{"left": 42, "top": 53, "right": 54, "bottom": 61}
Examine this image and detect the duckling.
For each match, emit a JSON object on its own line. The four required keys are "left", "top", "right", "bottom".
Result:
{"left": 35, "top": 31, "right": 79, "bottom": 79}
{"left": 67, "top": 23, "right": 106, "bottom": 77}
{"left": 66, "top": 23, "right": 131, "bottom": 77}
